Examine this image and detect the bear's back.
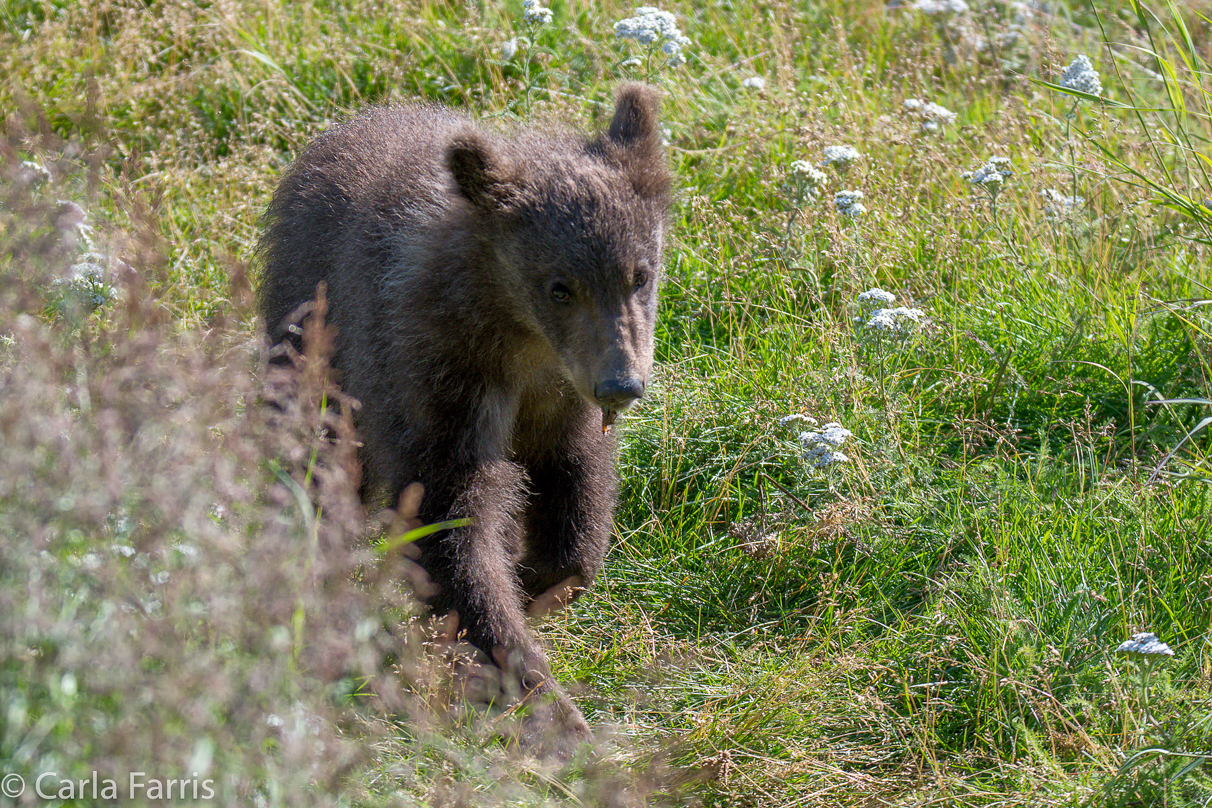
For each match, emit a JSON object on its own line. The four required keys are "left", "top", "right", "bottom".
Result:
{"left": 257, "top": 104, "right": 472, "bottom": 348}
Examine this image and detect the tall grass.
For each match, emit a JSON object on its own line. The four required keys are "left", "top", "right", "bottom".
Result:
{"left": 3, "top": 0, "right": 1212, "bottom": 805}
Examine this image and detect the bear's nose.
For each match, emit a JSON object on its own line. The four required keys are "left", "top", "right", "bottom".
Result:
{"left": 594, "top": 378, "right": 645, "bottom": 409}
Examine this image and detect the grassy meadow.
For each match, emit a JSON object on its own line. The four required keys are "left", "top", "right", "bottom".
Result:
{"left": 3, "top": 0, "right": 1212, "bottom": 804}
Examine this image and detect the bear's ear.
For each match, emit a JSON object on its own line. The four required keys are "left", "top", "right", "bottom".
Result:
{"left": 448, "top": 133, "right": 520, "bottom": 213}
{"left": 603, "top": 83, "right": 670, "bottom": 200}
{"left": 607, "top": 83, "right": 662, "bottom": 148}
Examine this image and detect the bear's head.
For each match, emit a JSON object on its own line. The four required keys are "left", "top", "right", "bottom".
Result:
{"left": 448, "top": 84, "right": 672, "bottom": 428}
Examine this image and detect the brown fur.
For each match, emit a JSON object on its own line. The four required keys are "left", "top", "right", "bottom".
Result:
{"left": 257, "top": 85, "right": 671, "bottom": 742}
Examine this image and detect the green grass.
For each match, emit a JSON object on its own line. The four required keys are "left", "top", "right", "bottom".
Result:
{"left": 4, "top": 0, "right": 1212, "bottom": 804}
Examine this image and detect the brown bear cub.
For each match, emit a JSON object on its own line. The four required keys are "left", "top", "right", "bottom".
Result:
{"left": 258, "top": 84, "right": 671, "bottom": 742}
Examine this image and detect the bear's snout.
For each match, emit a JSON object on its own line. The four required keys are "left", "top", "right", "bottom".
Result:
{"left": 593, "top": 377, "right": 645, "bottom": 410}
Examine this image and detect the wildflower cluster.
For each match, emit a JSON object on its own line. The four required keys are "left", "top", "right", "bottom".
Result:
{"left": 800, "top": 421, "right": 853, "bottom": 467}
{"left": 833, "top": 190, "right": 866, "bottom": 218}
{"left": 821, "top": 144, "right": 861, "bottom": 174}
{"left": 19, "top": 159, "right": 52, "bottom": 185}
{"left": 40, "top": 193, "right": 127, "bottom": 317}
{"left": 521, "top": 0, "right": 553, "bottom": 26}
{"left": 855, "top": 288, "right": 925, "bottom": 339}
{"left": 782, "top": 415, "right": 853, "bottom": 467}
{"left": 783, "top": 145, "right": 866, "bottom": 229}
{"left": 912, "top": 0, "right": 969, "bottom": 15}
{"left": 1058, "top": 53, "right": 1102, "bottom": 97}
{"left": 1040, "top": 188, "right": 1084, "bottom": 220}
{"left": 741, "top": 76, "right": 765, "bottom": 90}
{"left": 614, "top": 6, "right": 691, "bottom": 69}
{"left": 865, "top": 306, "right": 924, "bottom": 335}
{"left": 903, "top": 98, "right": 956, "bottom": 132}
{"left": 54, "top": 253, "right": 117, "bottom": 311}
{"left": 1116, "top": 633, "right": 1174, "bottom": 658}
{"left": 963, "top": 156, "right": 1013, "bottom": 203}
{"left": 959, "top": 53, "right": 1099, "bottom": 223}
{"left": 789, "top": 160, "right": 827, "bottom": 202}
{"left": 858, "top": 287, "right": 896, "bottom": 305}
{"left": 506, "top": 0, "right": 558, "bottom": 116}
{"left": 971, "top": 1, "right": 1035, "bottom": 55}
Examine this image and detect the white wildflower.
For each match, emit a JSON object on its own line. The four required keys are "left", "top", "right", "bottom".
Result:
{"left": 789, "top": 159, "right": 828, "bottom": 201}
{"left": 741, "top": 76, "right": 765, "bottom": 90}
{"left": 661, "top": 37, "right": 687, "bottom": 66}
{"left": 522, "top": 0, "right": 553, "bottom": 25}
{"left": 19, "top": 159, "right": 51, "bottom": 186}
{"left": 1040, "top": 188, "right": 1084, "bottom": 220}
{"left": 833, "top": 189, "right": 866, "bottom": 217}
{"left": 54, "top": 253, "right": 115, "bottom": 310}
{"left": 858, "top": 287, "right": 897, "bottom": 305}
{"left": 903, "top": 98, "right": 957, "bottom": 132}
{"left": 615, "top": 6, "right": 690, "bottom": 67}
{"left": 821, "top": 145, "right": 861, "bottom": 173}
{"left": 866, "top": 309, "right": 897, "bottom": 332}
{"left": 863, "top": 306, "right": 925, "bottom": 337}
{"left": 963, "top": 156, "right": 1013, "bottom": 199}
{"left": 1008, "top": 0, "right": 1035, "bottom": 23}
{"left": 500, "top": 37, "right": 519, "bottom": 60}
{"left": 805, "top": 447, "right": 850, "bottom": 466}
{"left": 790, "top": 160, "right": 826, "bottom": 185}
{"left": 912, "top": 0, "right": 969, "bottom": 15}
{"left": 1059, "top": 54, "right": 1102, "bottom": 97}
{"left": 818, "top": 422, "right": 852, "bottom": 446}
{"left": 779, "top": 413, "right": 819, "bottom": 428}
{"left": 55, "top": 200, "right": 94, "bottom": 250}
{"left": 799, "top": 422, "right": 853, "bottom": 467}
{"left": 111, "top": 544, "right": 136, "bottom": 558}
{"left": 1116, "top": 632, "right": 1174, "bottom": 657}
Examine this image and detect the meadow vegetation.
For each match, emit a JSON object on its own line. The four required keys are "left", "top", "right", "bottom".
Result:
{"left": 3, "top": 0, "right": 1212, "bottom": 804}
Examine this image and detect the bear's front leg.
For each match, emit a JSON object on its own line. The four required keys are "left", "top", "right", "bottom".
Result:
{"left": 413, "top": 455, "right": 592, "bottom": 744}
{"left": 516, "top": 405, "right": 618, "bottom": 606}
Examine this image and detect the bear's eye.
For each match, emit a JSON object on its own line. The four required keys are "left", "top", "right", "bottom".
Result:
{"left": 633, "top": 271, "right": 649, "bottom": 291}
{"left": 550, "top": 282, "right": 572, "bottom": 303}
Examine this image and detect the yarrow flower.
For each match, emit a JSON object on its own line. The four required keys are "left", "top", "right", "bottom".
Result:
{"left": 1058, "top": 54, "right": 1102, "bottom": 97}
{"left": 799, "top": 422, "right": 853, "bottom": 467}
{"left": 963, "top": 156, "right": 1013, "bottom": 201}
{"left": 614, "top": 6, "right": 691, "bottom": 67}
{"left": 1040, "top": 188, "right": 1084, "bottom": 220}
{"left": 858, "top": 287, "right": 896, "bottom": 305}
{"left": 779, "top": 413, "right": 819, "bottom": 428}
{"left": 19, "top": 159, "right": 51, "bottom": 186}
{"left": 54, "top": 252, "right": 116, "bottom": 311}
{"left": 903, "top": 98, "right": 957, "bottom": 132}
{"left": 741, "top": 76, "right": 765, "bottom": 90}
{"left": 821, "top": 145, "right": 861, "bottom": 174}
{"left": 855, "top": 288, "right": 925, "bottom": 340}
{"left": 833, "top": 190, "right": 866, "bottom": 217}
{"left": 522, "top": 0, "right": 553, "bottom": 26}
{"left": 55, "top": 200, "right": 94, "bottom": 250}
{"left": 912, "top": 0, "right": 969, "bottom": 15}
{"left": 1008, "top": 0, "right": 1035, "bottom": 24}
{"left": 500, "top": 37, "right": 519, "bottom": 60}
{"left": 863, "top": 306, "right": 925, "bottom": 336}
{"left": 1116, "top": 633, "right": 1174, "bottom": 658}
{"left": 789, "top": 159, "right": 828, "bottom": 201}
